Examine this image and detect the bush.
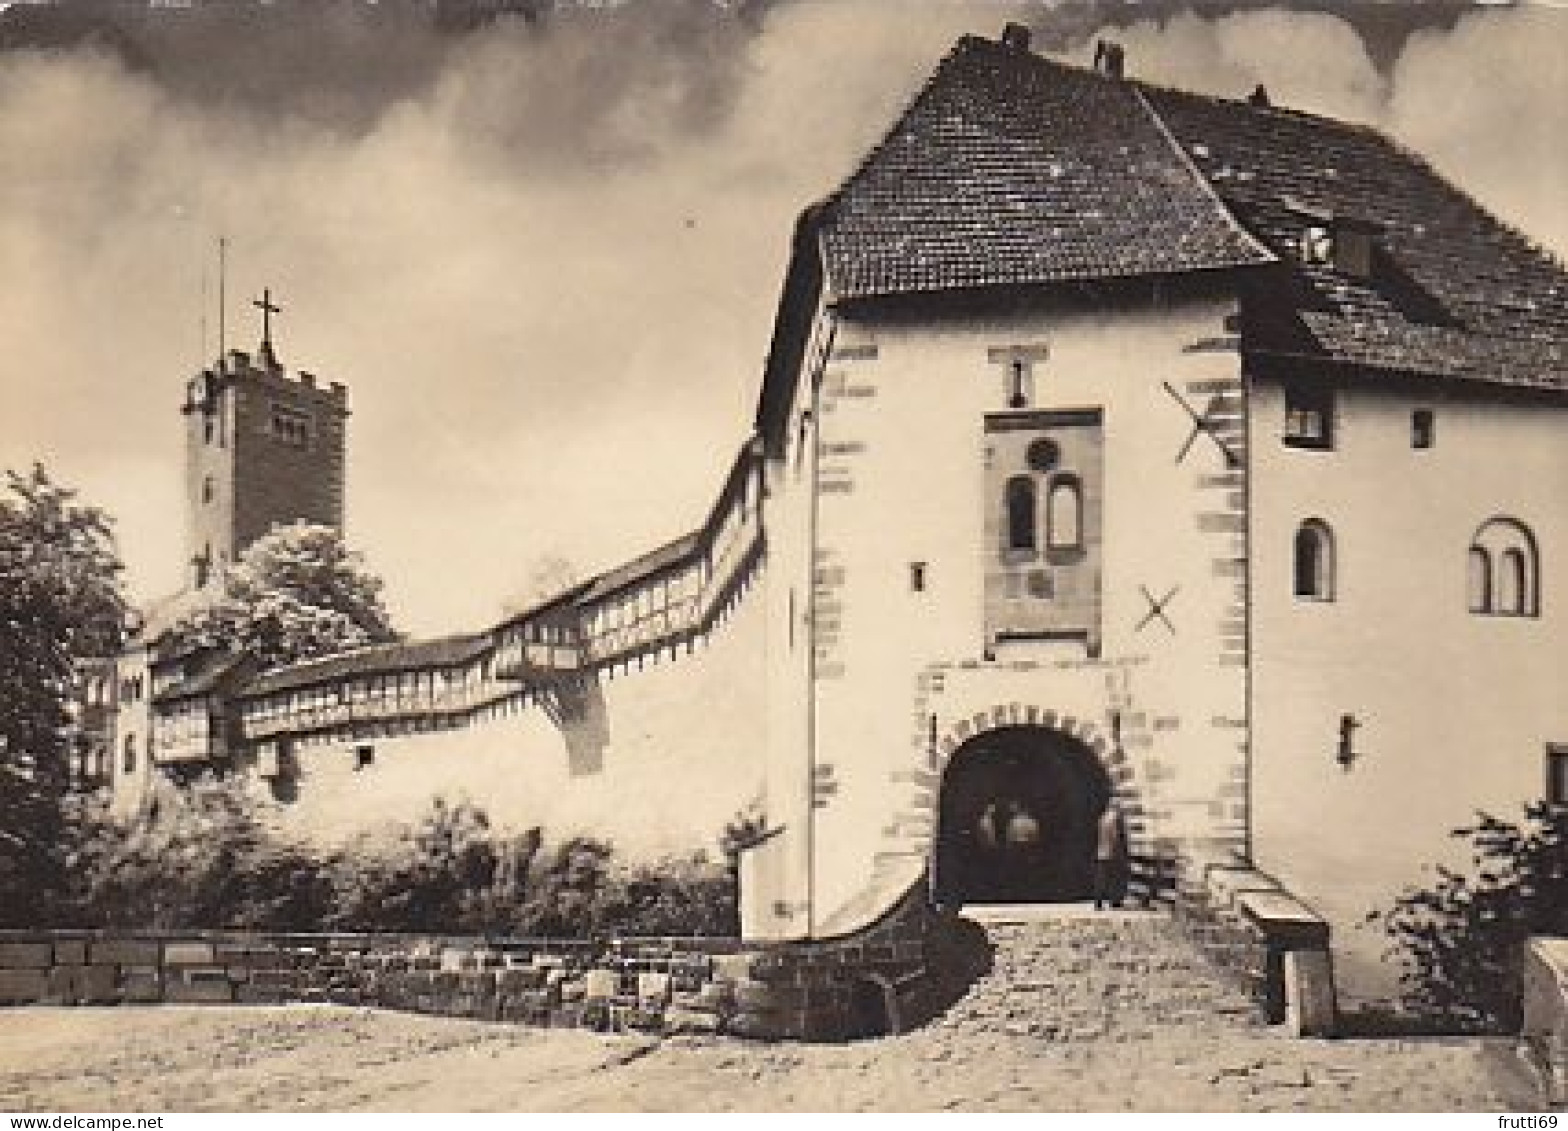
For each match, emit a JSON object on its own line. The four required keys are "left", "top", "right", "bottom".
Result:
{"left": 1379, "top": 802, "right": 1568, "bottom": 1032}
{"left": 68, "top": 778, "right": 335, "bottom": 932}
{"left": 68, "top": 784, "right": 737, "bottom": 939}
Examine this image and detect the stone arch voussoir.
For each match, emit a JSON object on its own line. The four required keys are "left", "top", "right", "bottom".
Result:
{"left": 926, "top": 705, "right": 1153, "bottom": 884}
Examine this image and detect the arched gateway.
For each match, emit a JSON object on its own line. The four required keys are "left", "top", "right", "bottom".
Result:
{"left": 933, "top": 724, "right": 1117, "bottom": 907}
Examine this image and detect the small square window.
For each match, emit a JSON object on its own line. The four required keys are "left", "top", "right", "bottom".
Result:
{"left": 353, "top": 744, "right": 375, "bottom": 771}
{"left": 1412, "top": 409, "right": 1434, "bottom": 450}
{"left": 1284, "top": 384, "right": 1334, "bottom": 450}
{"left": 1547, "top": 745, "right": 1568, "bottom": 806}
{"left": 270, "top": 404, "right": 312, "bottom": 448}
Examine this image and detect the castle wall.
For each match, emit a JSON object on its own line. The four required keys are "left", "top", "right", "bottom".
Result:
{"left": 1250, "top": 377, "right": 1568, "bottom": 1004}
{"left": 257, "top": 566, "right": 768, "bottom": 863}
{"left": 766, "top": 287, "right": 1253, "bottom": 938}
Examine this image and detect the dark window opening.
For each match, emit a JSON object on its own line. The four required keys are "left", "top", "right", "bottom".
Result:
{"left": 1468, "top": 546, "right": 1492, "bottom": 614}
{"left": 1499, "top": 547, "right": 1528, "bottom": 615}
{"left": 1294, "top": 520, "right": 1335, "bottom": 601}
{"left": 1284, "top": 384, "right": 1334, "bottom": 450}
{"left": 1334, "top": 227, "right": 1375, "bottom": 279}
{"left": 1026, "top": 438, "right": 1060, "bottom": 472}
{"left": 1007, "top": 360, "right": 1030, "bottom": 409}
{"left": 1412, "top": 409, "right": 1435, "bottom": 450}
{"left": 202, "top": 476, "right": 215, "bottom": 504}
{"left": 270, "top": 404, "right": 312, "bottom": 448}
{"left": 910, "top": 562, "right": 927, "bottom": 593}
{"left": 354, "top": 744, "right": 375, "bottom": 770}
{"left": 1005, "top": 476, "right": 1037, "bottom": 552}
{"left": 1548, "top": 745, "right": 1568, "bottom": 807}
{"left": 122, "top": 734, "right": 137, "bottom": 774}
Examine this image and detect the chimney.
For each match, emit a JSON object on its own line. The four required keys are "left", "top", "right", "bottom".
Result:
{"left": 1093, "top": 39, "right": 1126, "bottom": 80}
{"left": 1249, "top": 84, "right": 1271, "bottom": 107}
{"left": 1000, "top": 22, "right": 1031, "bottom": 52}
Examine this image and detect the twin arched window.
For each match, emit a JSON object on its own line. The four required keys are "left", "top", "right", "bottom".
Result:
{"left": 1293, "top": 515, "right": 1540, "bottom": 613}
{"left": 1293, "top": 519, "right": 1335, "bottom": 601}
{"left": 1470, "top": 518, "right": 1538, "bottom": 616}
{"left": 1004, "top": 474, "right": 1083, "bottom": 554}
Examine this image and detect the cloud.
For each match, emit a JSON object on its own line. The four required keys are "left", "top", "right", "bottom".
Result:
{"left": 1, "top": 2, "right": 1563, "bottom": 638}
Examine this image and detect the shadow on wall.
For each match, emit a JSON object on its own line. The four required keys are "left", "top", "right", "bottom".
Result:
{"left": 537, "top": 675, "right": 610, "bottom": 777}
{"left": 874, "top": 913, "right": 994, "bottom": 1039}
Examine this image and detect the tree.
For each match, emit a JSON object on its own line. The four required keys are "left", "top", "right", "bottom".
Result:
{"left": 1379, "top": 802, "right": 1568, "bottom": 1032}
{"left": 169, "top": 522, "right": 397, "bottom": 670}
{"left": 0, "top": 464, "right": 125, "bottom": 922}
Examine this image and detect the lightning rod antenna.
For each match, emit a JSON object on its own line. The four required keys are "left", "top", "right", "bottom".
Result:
{"left": 218, "top": 235, "right": 228, "bottom": 362}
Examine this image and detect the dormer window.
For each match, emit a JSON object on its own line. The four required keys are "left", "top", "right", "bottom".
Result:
{"left": 1300, "top": 225, "right": 1334, "bottom": 266}
{"left": 1296, "top": 213, "right": 1378, "bottom": 280}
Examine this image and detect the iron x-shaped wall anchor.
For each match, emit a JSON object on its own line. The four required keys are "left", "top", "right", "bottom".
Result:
{"left": 1136, "top": 584, "right": 1180, "bottom": 635}
{"left": 1163, "top": 381, "right": 1242, "bottom": 469}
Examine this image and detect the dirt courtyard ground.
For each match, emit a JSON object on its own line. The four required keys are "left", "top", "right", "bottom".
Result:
{"left": 0, "top": 1005, "right": 1544, "bottom": 1112}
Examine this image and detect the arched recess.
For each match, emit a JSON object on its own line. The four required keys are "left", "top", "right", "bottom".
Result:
{"left": 928, "top": 712, "right": 1140, "bottom": 907}
{"left": 1470, "top": 516, "right": 1539, "bottom": 617}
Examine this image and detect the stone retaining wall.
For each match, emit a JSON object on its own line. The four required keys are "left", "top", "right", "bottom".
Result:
{"left": 1170, "top": 850, "right": 1337, "bottom": 1037}
{"left": 1523, "top": 938, "right": 1568, "bottom": 1106}
{"left": 0, "top": 886, "right": 937, "bottom": 1042}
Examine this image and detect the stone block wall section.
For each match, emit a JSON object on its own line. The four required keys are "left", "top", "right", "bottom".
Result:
{"left": 1170, "top": 849, "right": 1337, "bottom": 1037}
{"left": 1523, "top": 938, "right": 1568, "bottom": 1106}
{"left": 0, "top": 887, "right": 937, "bottom": 1042}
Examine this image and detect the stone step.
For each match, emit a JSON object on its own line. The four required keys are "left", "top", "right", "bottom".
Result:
{"left": 925, "top": 908, "right": 1266, "bottom": 1040}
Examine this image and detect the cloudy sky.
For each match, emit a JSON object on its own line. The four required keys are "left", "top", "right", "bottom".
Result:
{"left": 2, "top": 0, "right": 1564, "bottom": 638}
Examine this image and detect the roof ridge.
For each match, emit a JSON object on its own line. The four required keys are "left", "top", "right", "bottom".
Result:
{"left": 252, "top": 630, "right": 486, "bottom": 681}
{"left": 1141, "top": 80, "right": 1568, "bottom": 288}
{"left": 1131, "top": 85, "right": 1277, "bottom": 268}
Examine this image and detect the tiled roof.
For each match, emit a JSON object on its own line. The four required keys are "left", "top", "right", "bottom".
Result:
{"left": 1143, "top": 84, "right": 1568, "bottom": 389}
{"left": 578, "top": 532, "right": 702, "bottom": 603}
{"left": 819, "top": 35, "right": 1274, "bottom": 300}
{"left": 153, "top": 652, "right": 247, "bottom": 705}
{"left": 816, "top": 30, "right": 1568, "bottom": 391}
{"left": 242, "top": 633, "right": 493, "bottom": 698}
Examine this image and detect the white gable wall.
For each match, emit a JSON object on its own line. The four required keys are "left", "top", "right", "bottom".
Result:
{"left": 1250, "top": 376, "right": 1568, "bottom": 1003}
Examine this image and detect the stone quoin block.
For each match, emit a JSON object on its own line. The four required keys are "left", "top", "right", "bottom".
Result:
{"left": 46, "top": 964, "right": 118, "bottom": 1005}
{"left": 162, "top": 942, "right": 216, "bottom": 966}
{"left": 711, "top": 952, "right": 756, "bottom": 984}
{"left": 726, "top": 1009, "right": 785, "bottom": 1040}
{"left": 0, "top": 942, "right": 53, "bottom": 968}
{"left": 0, "top": 968, "right": 49, "bottom": 1003}
{"left": 118, "top": 966, "right": 162, "bottom": 1002}
{"left": 1283, "top": 949, "right": 1337, "bottom": 1037}
{"left": 164, "top": 967, "right": 236, "bottom": 1003}
{"left": 89, "top": 940, "right": 162, "bottom": 967}
{"left": 637, "top": 972, "right": 672, "bottom": 1005}
{"left": 662, "top": 1006, "right": 723, "bottom": 1035}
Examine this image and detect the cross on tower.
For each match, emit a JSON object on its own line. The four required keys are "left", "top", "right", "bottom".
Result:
{"left": 253, "top": 288, "right": 281, "bottom": 350}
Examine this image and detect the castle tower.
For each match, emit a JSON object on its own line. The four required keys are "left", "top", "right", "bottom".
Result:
{"left": 180, "top": 291, "right": 348, "bottom": 589}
